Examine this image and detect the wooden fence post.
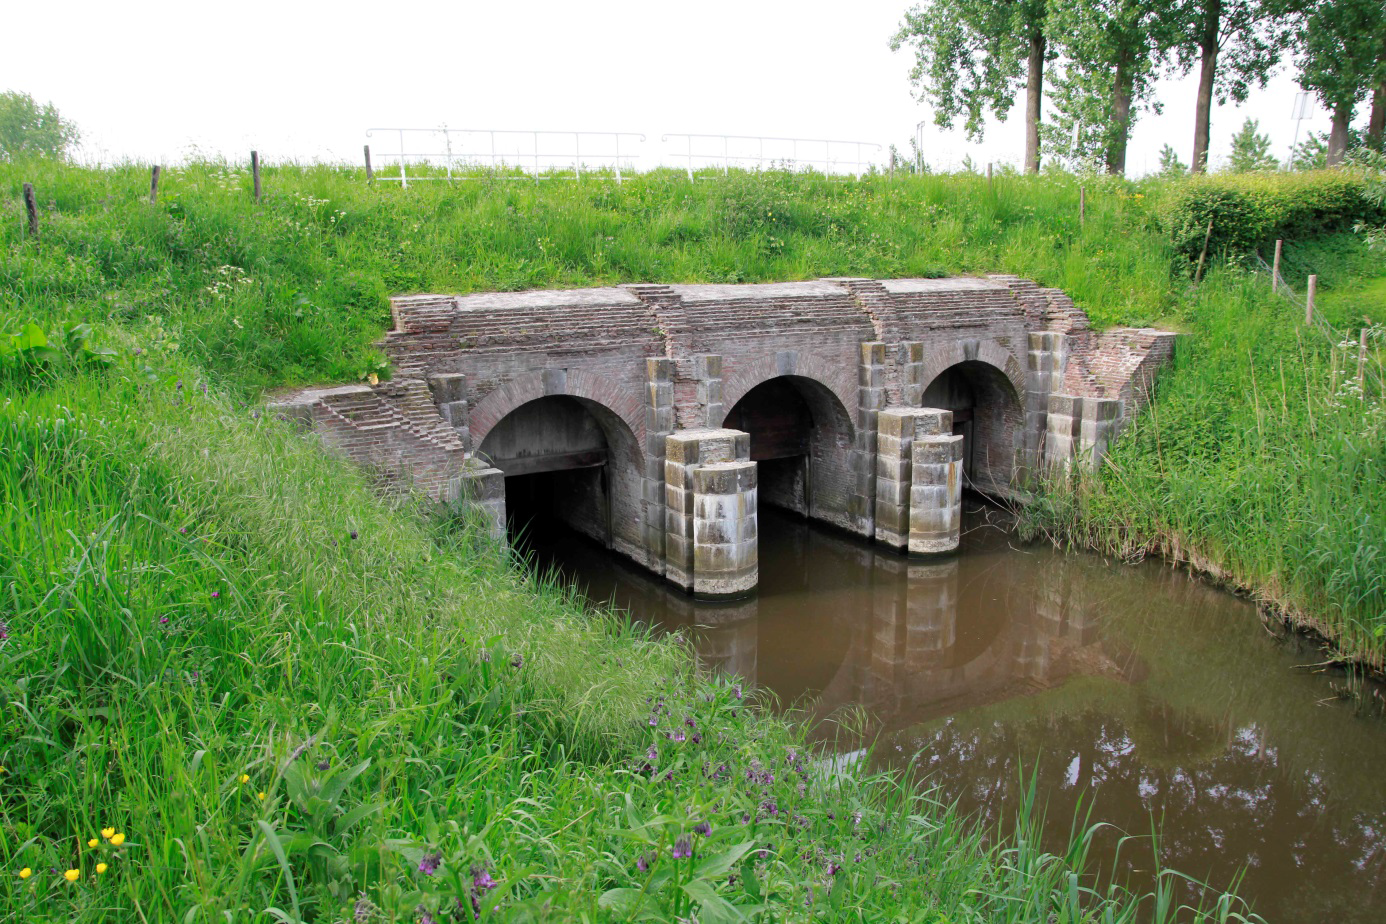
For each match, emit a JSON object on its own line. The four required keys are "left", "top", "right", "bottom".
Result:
{"left": 987, "top": 162, "right": 993, "bottom": 187}
{"left": 1306, "top": 275, "right": 1317, "bottom": 325}
{"left": 251, "top": 151, "right": 261, "bottom": 202}
{"left": 1079, "top": 186, "right": 1086, "bottom": 226}
{"left": 1195, "top": 219, "right": 1214, "bottom": 283}
{"left": 364, "top": 145, "right": 374, "bottom": 184}
{"left": 150, "top": 165, "right": 161, "bottom": 204}
{"left": 22, "top": 182, "right": 38, "bottom": 238}
{"left": 1272, "top": 239, "right": 1283, "bottom": 292}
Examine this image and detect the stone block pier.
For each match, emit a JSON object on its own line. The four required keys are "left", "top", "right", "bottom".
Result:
{"left": 271, "top": 275, "right": 1175, "bottom": 596}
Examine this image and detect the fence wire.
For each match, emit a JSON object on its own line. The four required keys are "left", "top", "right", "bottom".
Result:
{"left": 1253, "top": 250, "right": 1384, "bottom": 397}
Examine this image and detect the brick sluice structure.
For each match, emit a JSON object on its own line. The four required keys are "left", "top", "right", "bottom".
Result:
{"left": 271, "top": 276, "right": 1175, "bottom": 598}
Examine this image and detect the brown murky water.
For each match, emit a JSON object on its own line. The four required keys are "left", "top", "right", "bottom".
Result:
{"left": 514, "top": 499, "right": 1386, "bottom": 923}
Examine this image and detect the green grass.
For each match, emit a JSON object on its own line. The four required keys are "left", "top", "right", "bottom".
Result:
{"left": 5, "top": 157, "right": 1379, "bottom": 920}
{"left": 1023, "top": 241, "right": 1386, "bottom": 665}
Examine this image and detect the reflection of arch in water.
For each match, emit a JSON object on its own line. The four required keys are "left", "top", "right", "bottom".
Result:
{"left": 921, "top": 359, "right": 1025, "bottom": 495}
{"left": 721, "top": 374, "right": 856, "bottom": 531}
{"left": 477, "top": 392, "right": 645, "bottom": 562}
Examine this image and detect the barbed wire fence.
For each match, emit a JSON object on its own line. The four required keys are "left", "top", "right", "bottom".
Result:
{"left": 1253, "top": 247, "right": 1383, "bottom": 399}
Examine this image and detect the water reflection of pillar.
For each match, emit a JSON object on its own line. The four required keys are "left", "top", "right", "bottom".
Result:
{"left": 864, "top": 554, "right": 959, "bottom": 712}
{"left": 1021, "top": 553, "right": 1100, "bottom": 682}
{"left": 693, "top": 599, "right": 759, "bottom": 687}
{"left": 905, "top": 558, "right": 959, "bottom": 672}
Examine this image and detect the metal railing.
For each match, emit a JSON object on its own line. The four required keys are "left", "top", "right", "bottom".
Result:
{"left": 661, "top": 133, "right": 884, "bottom": 179}
{"left": 364, "top": 127, "right": 647, "bottom": 186}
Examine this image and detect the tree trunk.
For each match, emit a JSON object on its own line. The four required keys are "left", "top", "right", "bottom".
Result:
{"left": 1327, "top": 101, "right": 1353, "bottom": 165}
{"left": 1369, "top": 78, "right": 1385, "bottom": 153}
{"left": 1191, "top": 0, "right": 1222, "bottom": 174}
{"left": 1106, "top": 52, "right": 1135, "bottom": 175}
{"left": 1025, "top": 29, "right": 1046, "bottom": 174}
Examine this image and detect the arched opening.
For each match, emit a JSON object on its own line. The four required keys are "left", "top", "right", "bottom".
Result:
{"left": 921, "top": 360, "right": 1023, "bottom": 496}
{"left": 721, "top": 375, "right": 855, "bottom": 528}
{"left": 477, "top": 395, "right": 642, "bottom": 555}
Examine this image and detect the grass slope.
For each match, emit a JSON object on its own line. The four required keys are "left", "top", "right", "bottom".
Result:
{"left": 4, "top": 158, "right": 1379, "bottom": 920}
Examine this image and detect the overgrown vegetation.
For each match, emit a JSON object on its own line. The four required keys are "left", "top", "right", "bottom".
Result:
{"left": 4, "top": 157, "right": 1381, "bottom": 920}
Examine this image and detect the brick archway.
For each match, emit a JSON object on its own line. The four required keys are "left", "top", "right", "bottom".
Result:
{"left": 469, "top": 368, "right": 646, "bottom": 467}
{"left": 717, "top": 352, "right": 858, "bottom": 436}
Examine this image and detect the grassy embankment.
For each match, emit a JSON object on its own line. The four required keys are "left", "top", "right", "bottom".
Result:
{"left": 3, "top": 158, "right": 1375, "bottom": 921}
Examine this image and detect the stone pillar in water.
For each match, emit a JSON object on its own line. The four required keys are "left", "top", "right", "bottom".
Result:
{"left": 875, "top": 408, "right": 965, "bottom": 555}
{"left": 664, "top": 428, "right": 757, "bottom": 597}
{"left": 1045, "top": 394, "right": 1123, "bottom": 471}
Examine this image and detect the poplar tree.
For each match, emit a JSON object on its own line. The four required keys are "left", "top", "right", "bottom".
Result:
{"left": 1226, "top": 117, "right": 1279, "bottom": 171}
{"left": 891, "top": 0, "right": 1051, "bottom": 173}
{"left": 1043, "top": 0, "right": 1182, "bottom": 176}
{"left": 1296, "top": 0, "right": 1385, "bottom": 165}
{"left": 1171, "top": 0, "right": 1295, "bottom": 173}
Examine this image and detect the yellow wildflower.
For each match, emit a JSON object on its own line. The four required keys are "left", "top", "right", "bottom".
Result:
{"left": 87, "top": 838, "right": 99, "bottom": 848}
{"left": 238, "top": 773, "right": 249, "bottom": 784}
{"left": 101, "top": 827, "right": 115, "bottom": 839}
{"left": 109, "top": 833, "right": 125, "bottom": 847}
{"left": 64, "top": 869, "right": 79, "bottom": 882}
{"left": 19, "top": 868, "right": 31, "bottom": 879}
{"left": 257, "top": 791, "right": 266, "bottom": 801}
{"left": 96, "top": 863, "right": 108, "bottom": 875}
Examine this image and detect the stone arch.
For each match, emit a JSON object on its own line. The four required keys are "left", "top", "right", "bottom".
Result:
{"left": 469, "top": 368, "right": 645, "bottom": 468}
{"left": 921, "top": 354, "right": 1026, "bottom": 495}
{"left": 916, "top": 340, "right": 1025, "bottom": 404}
{"left": 717, "top": 352, "right": 858, "bottom": 437}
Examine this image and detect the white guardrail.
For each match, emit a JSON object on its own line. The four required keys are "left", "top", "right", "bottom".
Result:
{"left": 364, "top": 128, "right": 647, "bottom": 186}
{"left": 364, "top": 128, "right": 885, "bottom": 185}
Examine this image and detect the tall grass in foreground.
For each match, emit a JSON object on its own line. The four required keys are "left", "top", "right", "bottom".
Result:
{"left": 0, "top": 361, "right": 1263, "bottom": 921}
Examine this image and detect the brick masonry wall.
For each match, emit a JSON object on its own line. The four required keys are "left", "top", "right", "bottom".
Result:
{"left": 271, "top": 275, "right": 1176, "bottom": 588}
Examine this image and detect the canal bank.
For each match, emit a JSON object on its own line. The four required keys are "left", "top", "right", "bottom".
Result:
{"left": 512, "top": 498, "right": 1386, "bottom": 924}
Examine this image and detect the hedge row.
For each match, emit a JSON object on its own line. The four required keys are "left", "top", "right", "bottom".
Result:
{"left": 1163, "top": 169, "right": 1385, "bottom": 262}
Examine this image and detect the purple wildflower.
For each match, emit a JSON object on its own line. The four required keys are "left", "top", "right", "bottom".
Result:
{"left": 760, "top": 799, "right": 779, "bottom": 816}
{"left": 350, "top": 530, "right": 358, "bottom": 540}
{"left": 758, "top": 843, "right": 773, "bottom": 860}
{"left": 353, "top": 895, "right": 377, "bottom": 922}
{"left": 693, "top": 822, "right": 711, "bottom": 837}
{"left": 733, "top": 684, "right": 742, "bottom": 700}
{"left": 179, "top": 527, "right": 187, "bottom": 535}
{"left": 510, "top": 653, "right": 523, "bottom": 669}
{"left": 691, "top": 732, "right": 703, "bottom": 745}
{"left": 316, "top": 758, "right": 331, "bottom": 771}
{"left": 684, "top": 716, "right": 696, "bottom": 729}
{"left": 0, "top": 622, "right": 10, "bottom": 642}
{"left": 827, "top": 861, "right": 841, "bottom": 876}
{"left": 417, "top": 852, "right": 441, "bottom": 876}
{"left": 159, "top": 615, "right": 170, "bottom": 626}
{"left": 648, "top": 715, "right": 658, "bottom": 726}
{"left": 210, "top": 591, "right": 220, "bottom": 599}
{"left": 740, "top": 813, "right": 752, "bottom": 825}
{"left": 636, "top": 853, "right": 650, "bottom": 872}
{"left": 671, "top": 836, "right": 692, "bottom": 860}
{"left": 671, "top": 730, "right": 686, "bottom": 743}
{"left": 417, "top": 911, "right": 437, "bottom": 924}
{"left": 471, "top": 864, "right": 496, "bottom": 893}
{"left": 647, "top": 745, "right": 658, "bottom": 761}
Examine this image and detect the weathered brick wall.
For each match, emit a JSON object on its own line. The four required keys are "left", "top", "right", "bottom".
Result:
{"left": 272, "top": 274, "right": 1177, "bottom": 591}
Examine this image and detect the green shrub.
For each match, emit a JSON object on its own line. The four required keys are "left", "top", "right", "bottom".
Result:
{"left": 1163, "top": 170, "right": 1385, "bottom": 263}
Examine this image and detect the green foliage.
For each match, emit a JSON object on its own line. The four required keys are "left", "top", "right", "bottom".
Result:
{"left": 1295, "top": 0, "right": 1386, "bottom": 129}
{"left": 890, "top": 0, "right": 1048, "bottom": 140}
{"left": 0, "top": 91, "right": 80, "bottom": 162}
{"left": 1157, "top": 144, "right": 1188, "bottom": 178}
{"left": 1163, "top": 169, "right": 1385, "bottom": 261}
{"left": 1042, "top": 0, "right": 1181, "bottom": 173}
{"left": 1225, "top": 118, "right": 1279, "bottom": 173}
{"left": 1023, "top": 240, "right": 1386, "bottom": 662}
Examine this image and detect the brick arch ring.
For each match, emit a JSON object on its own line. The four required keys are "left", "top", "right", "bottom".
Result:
{"left": 716, "top": 352, "right": 858, "bottom": 437}
{"left": 917, "top": 340, "right": 1026, "bottom": 401}
{"left": 468, "top": 368, "right": 646, "bottom": 467}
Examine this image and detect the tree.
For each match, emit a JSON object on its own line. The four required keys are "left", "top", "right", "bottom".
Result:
{"left": 1295, "top": 0, "right": 1385, "bottom": 165}
{"left": 0, "top": 91, "right": 80, "bottom": 162}
{"left": 1171, "top": 0, "right": 1296, "bottom": 174}
{"left": 1044, "top": 0, "right": 1183, "bottom": 175}
{"left": 1157, "top": 143, "right": 1189, "bottom": 176}
{"left": 1290, "top": 127, "right": 1366, "bottom": 169}
{"left": 892, "top": 0, "right": 1051, "bottom": 173}
{"left": 1367, "top": 34, "right": 1386, "bottom": 152}
{"left": 1226, "top": 117, "right": 1279, "bottom": 171}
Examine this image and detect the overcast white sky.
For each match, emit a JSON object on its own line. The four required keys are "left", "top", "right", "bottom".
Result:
{"left": 5, "top": 0, "right": 1356, "bottom": 177}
